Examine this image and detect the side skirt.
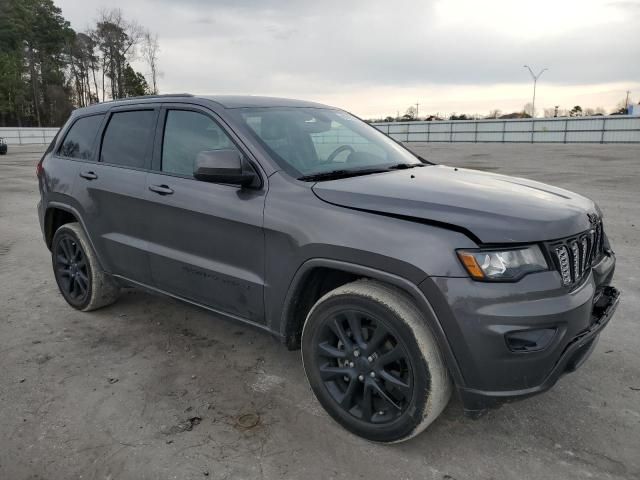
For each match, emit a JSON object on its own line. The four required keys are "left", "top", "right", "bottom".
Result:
{"left": 112, "top": 274, "right": 278, "bottom": 338}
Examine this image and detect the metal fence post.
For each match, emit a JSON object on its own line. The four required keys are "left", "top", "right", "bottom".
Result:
{"left": 502, "top": 121, "right": 506, "bottom": 143}
{"left": 563, "top": 119, "right": 568, "bottom": 144}
{"left": 531, "top": 119, "right": 535, "bottom": 143}
{"left": 600, "top": 118, "right": 606, "bottom": 144}
{"left": 449, "top": 122, "right": 453, "bottom": 143}
{"left": 427, "top": 122, "right": 430, "bottom": 143}
{"left": 474, "top": 121, "right": 478, "bottom": 143}
{"left": 17, "top": 128, "right": 22, "bottom": 145}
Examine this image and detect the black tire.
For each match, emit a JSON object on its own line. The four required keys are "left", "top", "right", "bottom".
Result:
{"left": 51, "top": 222, "right": 120, "bottom": 311}
{"left": 301, "top": 279, "right": 451, "bottom": 443}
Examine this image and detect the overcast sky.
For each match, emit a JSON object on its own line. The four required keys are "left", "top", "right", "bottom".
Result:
{"left": 56, "top": 0, "right": 640, "bottom": 118}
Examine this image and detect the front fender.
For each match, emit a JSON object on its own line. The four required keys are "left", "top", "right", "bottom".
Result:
{"left": 275, "top": 257, "right": 466, "bottom": 389}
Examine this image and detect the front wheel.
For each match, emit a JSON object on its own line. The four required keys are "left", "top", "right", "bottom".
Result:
{"left": 301, "top": 279, "right": 452, "bottom": 443}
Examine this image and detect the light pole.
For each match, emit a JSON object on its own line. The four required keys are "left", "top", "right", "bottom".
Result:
{"left": 523, "top": 65, "right": 548, "bottom": 118}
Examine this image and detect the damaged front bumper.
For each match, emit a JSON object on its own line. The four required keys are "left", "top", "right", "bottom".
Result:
{"left": 458, "top": 285, "right": 620, "bottom": 416}
{"left": 423, "top": 248, "right": 619, "bottom": 417}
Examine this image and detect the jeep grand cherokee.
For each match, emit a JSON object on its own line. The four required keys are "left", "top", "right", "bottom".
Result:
{"left": 37, "top": 95, "right": 619, "bottom": 443}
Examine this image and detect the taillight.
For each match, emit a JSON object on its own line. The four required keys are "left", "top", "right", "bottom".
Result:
{"left": 36, "top": 157, "right": 44, "bottom": 178}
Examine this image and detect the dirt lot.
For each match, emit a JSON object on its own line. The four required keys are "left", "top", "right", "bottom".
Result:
{"left": 1, "top": 143, "right": 639, "bottom": 480}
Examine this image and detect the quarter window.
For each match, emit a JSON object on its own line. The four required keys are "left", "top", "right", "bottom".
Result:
{"left": 58, "top": 115, "right": 103, "bottom": 160}
{"left": 101, "top": 110, "right": 156, "bottom": 168}
{"left": 162, "top": 110, "right": 238, "bottom": 177}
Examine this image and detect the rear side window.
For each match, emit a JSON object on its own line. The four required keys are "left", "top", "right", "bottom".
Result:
{"left": 101, "top": 110, "right": 156, "bottom": 168}
{"left": 58, "top": 115, "right": 103, "bottom": 160}
{"left": 161, "top": 110, "right": 237, "bottom": 177}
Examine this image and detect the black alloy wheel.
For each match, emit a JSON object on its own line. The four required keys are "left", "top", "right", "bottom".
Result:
{"left": 53, "top": 232, "right": 91, "bottom": 306}
{"left": 313, "top": 308, "right": 414, "bottom": 424}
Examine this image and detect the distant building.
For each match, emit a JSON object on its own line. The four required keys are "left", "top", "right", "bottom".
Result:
{"left": 629, "top": 104, "right": 640, "bottom": 116}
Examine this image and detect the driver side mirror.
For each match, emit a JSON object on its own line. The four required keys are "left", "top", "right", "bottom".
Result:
{"left": 194, "top": 149, "right": 259, "bottom": 188}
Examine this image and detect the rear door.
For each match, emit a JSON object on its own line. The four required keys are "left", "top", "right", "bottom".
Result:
{"left": 144, "top": 104, "right": 267, "bottom": 323}
{"left": 74, "top": 105, "right": 159, "bottom": 283}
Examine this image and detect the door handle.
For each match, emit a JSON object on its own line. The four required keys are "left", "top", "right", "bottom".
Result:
{"left": 79, "top": 171, "right": 98, "bottom": 180}
{"left": 148, "top": 184, "right": 174, "bottom": 195}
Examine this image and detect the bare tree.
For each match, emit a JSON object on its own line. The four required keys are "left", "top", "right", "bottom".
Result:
{"left": 142, "top": 31, "right": 160, "bottom": 94}
{"left": 403, "top": 106, "right": 417, "bottom": 120}
{"left": 523, "top": 103, "right": 534, "bottom": 117}
{"left": 95, "top": 8, "right": 144, "bottom": 100}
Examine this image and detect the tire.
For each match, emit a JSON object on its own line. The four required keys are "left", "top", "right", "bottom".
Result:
{"left": 301, "top": 279, "right": 451, "bottom": 443}
{"left": 51, "top": 222, "right": 120, "bottom": 311}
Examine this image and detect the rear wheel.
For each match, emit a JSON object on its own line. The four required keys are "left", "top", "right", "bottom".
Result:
{"left": 51, "top": 222, "right": 120, "bottom": 311}
{"left": 301, "top": 279, "right": 451, "bottom": 443}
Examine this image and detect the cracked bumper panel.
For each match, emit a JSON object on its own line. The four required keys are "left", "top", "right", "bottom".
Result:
{"left": 420, "top": 252, "right": 617, "bottom": 411}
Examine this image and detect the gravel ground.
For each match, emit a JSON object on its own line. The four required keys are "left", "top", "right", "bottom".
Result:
{"left": 1, "top": 143, "right": 639, "bottom": 480}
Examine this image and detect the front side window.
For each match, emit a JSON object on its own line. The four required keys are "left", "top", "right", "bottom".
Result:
{"left": 58, "top": 115, "right": 103, "bottom": 160}
{"left": 101, "top": 110, "right": 156, "bottom": 168}
{"left": 232, "top": 107, "right": 421, "bottom": 178}
{"left": 161, "top": 110, "right": 237, "bottom": 177}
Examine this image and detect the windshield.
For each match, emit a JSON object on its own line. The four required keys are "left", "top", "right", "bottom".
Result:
{"left": 232, "top": 107, "right": 422, "bottom": 179}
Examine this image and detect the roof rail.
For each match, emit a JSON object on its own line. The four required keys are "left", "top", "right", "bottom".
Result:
{"left": 101, "top": 93, "right": 194, "bottom": 104}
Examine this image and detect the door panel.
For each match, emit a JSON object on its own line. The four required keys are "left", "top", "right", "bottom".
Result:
{"left": 144, "top": 106, "right": 267, "bottom": 322}
{"left": 145, "top": 173, "right": 266, "bottom": 322}
{"left": 76, "top": 164, "right": 152, "bottom": 283}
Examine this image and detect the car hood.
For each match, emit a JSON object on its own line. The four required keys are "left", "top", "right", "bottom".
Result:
{"left": 311, "top": 165, "right": 599, "bottom": 244}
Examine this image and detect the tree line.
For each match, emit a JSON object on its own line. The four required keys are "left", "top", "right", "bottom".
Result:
{"left": 0, "top": 0, "right": 160, "bottom": 127}
{"left": 369, "top": 97, "right": 636, "bottom": 123}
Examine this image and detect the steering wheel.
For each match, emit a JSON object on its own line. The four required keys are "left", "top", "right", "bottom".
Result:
{"left": 326, "top": 145, "right": 355, "bottom": 163}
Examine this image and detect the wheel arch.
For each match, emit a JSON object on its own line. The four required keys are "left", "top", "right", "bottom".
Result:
{"left": 44, "top": 204, "right": 78, "bottom": 249}
{"left": 279, "top": 258, "right": 465, "bottom": 387}
{"left": 44, "top": 202, "right": 107, "bottom": 272}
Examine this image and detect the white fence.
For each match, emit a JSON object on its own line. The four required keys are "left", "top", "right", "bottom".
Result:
{"left": 0, "top": 127, "right": 59, "bottom": 145}
{"left": 372, "top": 115, "right": 640, "bottom": 143}
{"left": 3, "top": 116, "right": 640, "bottom": 146}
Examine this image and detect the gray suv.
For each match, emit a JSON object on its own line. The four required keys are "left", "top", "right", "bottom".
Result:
{"left": 37, "top": 95, "right": 619, "bottom": 443}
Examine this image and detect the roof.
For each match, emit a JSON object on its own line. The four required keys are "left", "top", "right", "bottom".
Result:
{"left": 71, "top": 94, "right": 336, "bottom": 116}
{"left": 200, "top": 95, "right": 335, "bottom": 109}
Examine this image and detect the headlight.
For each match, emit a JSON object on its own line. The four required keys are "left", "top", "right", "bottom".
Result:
{"left": 457, "top": 245, "right": 548, "bottom": 281}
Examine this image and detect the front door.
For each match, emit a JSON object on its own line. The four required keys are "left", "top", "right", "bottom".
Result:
{"left": 144, "top": 106, "right": 266, "bottom": 323}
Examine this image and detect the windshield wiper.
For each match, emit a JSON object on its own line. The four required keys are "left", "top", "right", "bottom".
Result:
{"left": 298, "top": 168, "right": 389, "bottom": 182}
{"left": 298, "top": 163, "right": 429, "bottom": 181}
{"left": 386, "top": 163, "right": 427, "bottom": 170}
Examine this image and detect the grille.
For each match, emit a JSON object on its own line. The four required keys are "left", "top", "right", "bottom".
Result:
{"left": 547, "top": 219, "right": 605, "bottom": 287}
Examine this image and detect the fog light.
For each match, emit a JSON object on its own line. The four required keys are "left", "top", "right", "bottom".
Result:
{"left": 505, "top": 328, "right": 557, "bottom": 352}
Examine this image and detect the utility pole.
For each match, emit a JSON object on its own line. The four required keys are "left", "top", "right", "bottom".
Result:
{"left": 624, "top": 90, "right": 631, "bottom": 113}
{"left": 415, "top": 102, "right": 420, "bottom": 119}
{"left": 523, "top": 65, "right": 548, "bottom": 118}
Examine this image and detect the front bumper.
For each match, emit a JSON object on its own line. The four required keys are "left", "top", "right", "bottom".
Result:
{"left": 421, "top": 252, "right": 619, "bottom": 415}
{"left": 459, "top": 285, "right": 619, "bottom": 415}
